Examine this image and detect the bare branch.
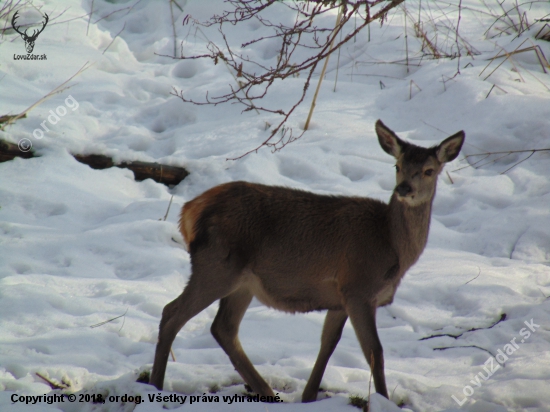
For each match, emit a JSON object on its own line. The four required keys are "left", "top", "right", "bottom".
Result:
{"left": 165, "top": 0, "right": 406, "bottom": 157}
{"left": 420, "top": 313, "right": 506, "bottom": 341}
{"left": 453, "top": 148, "right": 550, "bottom": 174}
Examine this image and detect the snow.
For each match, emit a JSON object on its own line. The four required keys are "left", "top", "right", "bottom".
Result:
{"left": 1, "top": 0, "right": 549, "bottom": 411}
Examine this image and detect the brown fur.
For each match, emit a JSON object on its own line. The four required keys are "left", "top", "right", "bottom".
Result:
{"left": 150, "top": 120, "right": 465, "bottom": 403}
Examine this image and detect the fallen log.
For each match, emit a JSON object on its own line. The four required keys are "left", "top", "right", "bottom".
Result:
{"left": 0, "top": 139, "right": 34, "bottom": 162}
{"left": 74, "top": 154, "right": 189, "bottom": 186}
{"left": 0, "top": 139, "right": 189, "bottom": 186}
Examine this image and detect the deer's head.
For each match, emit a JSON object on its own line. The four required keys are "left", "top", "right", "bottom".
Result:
{"left": 376, "top": 120, "right": 464, "bottom": 207}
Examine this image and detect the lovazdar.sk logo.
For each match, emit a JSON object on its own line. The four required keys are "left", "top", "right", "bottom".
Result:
{"left": 12, "top": 10, "right": 48, "bottom": 60}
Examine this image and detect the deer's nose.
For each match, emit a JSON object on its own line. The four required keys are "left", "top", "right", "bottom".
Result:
{"left": 396, "top": 182, "right": 412, "bottom": 197}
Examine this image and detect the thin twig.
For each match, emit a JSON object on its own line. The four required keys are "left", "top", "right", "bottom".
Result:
{"left": 474, "top": 152, "right": 515, "bottom": 169}
{"left": 102, "top": 22, "right": 126, "bottom": 54}
{"left": 465, "top": 148, "right": 550, "bottom": 157}
{"left": 420, "top": 120, "right": 448, "bottom": 135}
{"left": 93, "top": 0, "right": 144, "bottom": 25}
{"left": 455, "top": 0, "right": 462, "bottom": 74}
{"left": 464, "top": 267, "right": 480, "bottom": 285}
{"left": 87, "top": 0, "right": 94, "bottom": 36}
{"left": 535, "top": 23, "right": 550, "bottom": 40}
{"left": 403, "top": 6, "right": 409, "bottom": 74}
{"left": 333, "top": 20, "right": 344, "bottom": 93}
{"left": 192, "top": 27, "right": 261, "bottom": 114}
{"left": 409, "top": 79, "right": 421, "bottom": 99}
{"left": 367, "top": 351, "right": 373, "bottom": 412}
{"left": 499, "top": 150, "right": 535, "bottom": 174}
{"left": 161, "top": 195, "right": 174, "bottom": 221}
{"left": 452, "top": 148, "right": 550, "bottom": 173}
{"left": 420, "top": 313, "right": 506, "bottom": 341}
{"left": 304, "top": 5, "right": 343, "bottom": 131}
{"left": 35, "top": 372, "right": 69, "bottom": 390}
{"left": 90, "top": 309, "right": 128, "bottom": 328}
{"left": 479, "top": 38, "right": 529, "bottom": 81}
{"left": 169, "top": 0, "right": 177, "bottom": 58}
{"left": 0, "top": 62, "right": 92, "bottom": 131}
{"left": 434, "top": 345, "right": 496, "bottom": 359}
{"left": 485, "top": 83, "right": 508, "bottom": 98}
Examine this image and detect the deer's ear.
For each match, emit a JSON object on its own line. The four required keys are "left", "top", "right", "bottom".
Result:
{"left": 436, "top": 131, "right": 465, "bottom": 163}
{"left": 376, "top": 120, "right": 404, "bottom": 158}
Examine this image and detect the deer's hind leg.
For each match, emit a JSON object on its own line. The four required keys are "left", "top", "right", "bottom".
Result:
{"left": 211, "top": 287, "right": 275, "bottom": 397}
{"left": 150, "top": 247, "right": 245, "bottom": 390}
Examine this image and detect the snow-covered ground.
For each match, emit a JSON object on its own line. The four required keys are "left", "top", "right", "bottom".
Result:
{"left": 1, "top": 1, "right": 549, "bottom": 411}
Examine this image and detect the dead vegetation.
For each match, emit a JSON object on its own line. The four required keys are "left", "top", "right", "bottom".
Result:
{"left": 167, "top": 0, "right": 407, "bottom": 157}
{"left": 165, "top": 0, "right": 549, "bottom": 160}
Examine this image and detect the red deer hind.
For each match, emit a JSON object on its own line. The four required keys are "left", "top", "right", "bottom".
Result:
{"left": 150, "top": 120, "right": 465, "bottom": 402}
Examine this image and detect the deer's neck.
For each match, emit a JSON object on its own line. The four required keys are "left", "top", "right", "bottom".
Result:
{"left": 388, "top": 193, "right": 433, "bottom": 271}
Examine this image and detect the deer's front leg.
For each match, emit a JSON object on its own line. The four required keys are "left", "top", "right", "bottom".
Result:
{"left": 346, "top": 299, "right": 388, "bottom": 398}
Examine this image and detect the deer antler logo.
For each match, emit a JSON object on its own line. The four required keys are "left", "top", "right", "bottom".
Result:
{"left": 12, "top": 11, "right": 49, "bottom": 54}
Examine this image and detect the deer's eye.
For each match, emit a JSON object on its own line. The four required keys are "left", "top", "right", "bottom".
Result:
{"left": 424, "top": 169, "right": 434, "bottom": 177}
{"left": 395, "top": 165, "right": 400, "bottom": 173}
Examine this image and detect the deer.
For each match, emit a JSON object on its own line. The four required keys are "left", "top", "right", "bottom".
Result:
{"left": 11, "top": 11, "right": 49, "bottom": 54}
{"left": 150, "top": 120, "right": 465, "bottom": 402}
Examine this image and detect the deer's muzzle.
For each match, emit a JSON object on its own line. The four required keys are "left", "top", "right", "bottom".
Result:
{"left": 396, "top": 182, "right": 412, "bottom": 197}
